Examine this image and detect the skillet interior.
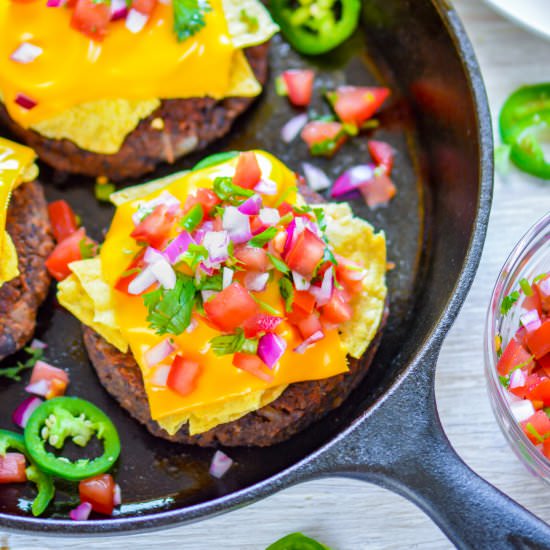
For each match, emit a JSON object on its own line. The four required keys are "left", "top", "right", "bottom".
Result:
{"left": 0, "top": 0, "right": 483, "bottom": 526}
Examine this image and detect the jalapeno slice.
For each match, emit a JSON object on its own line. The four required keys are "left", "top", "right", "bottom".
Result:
{"left": 269, "top": 0, "right": 361, "bottom": 55}
{"left": 24, "top": 397, "right": 121, "bottom": 482}
{"left": 266, "top": 532, "right": 331, "bottom": 550}
{"left": 499, "top": 83, "right": 550, "bottom": 180}
{"left": 0, "top": 429, "right": 55, "bottom": 516}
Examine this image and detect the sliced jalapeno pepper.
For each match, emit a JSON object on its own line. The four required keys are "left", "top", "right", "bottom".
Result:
{"left": 24, "top": 397, "right": 121, "bottom": 482}
{"left": 269, "top": 0, "right": 361, "bottom": 55}
{"left": 266, "top": 532, "right": 331, "bottom": 550}
{"left": 499, "top": 83, "right": 550, "bottom": 180}
{"left": 0, "top": 429, "right": 55, "bottom": 516}
{"left": 193, "top": 151, "right": 239, "bottom": 171}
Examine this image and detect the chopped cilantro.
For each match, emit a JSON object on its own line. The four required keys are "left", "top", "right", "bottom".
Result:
{"left": 519, "top": 278, "right": 533, "bottom": 296}
{"left": 173, "top": 0, "right": 212, "bottom": 42}
{"left": 213, "top": 176, "right": 254, "bottom": 202}
{"left": 274, "top": 186, "right": 298, "bottom": 207}
{"left": 313, "top": 208, "right": 327, "bottom": 232}
{"left": 94, "top": 182, "right": 116, "bottom": 203}
{"left": 279, "top": 277, "right": 294, "bottom": 312}
{"left": 251, "top": 295, "right": 281, "bottom": 316}
{"left": 310, "top": 137, "right": 342, "bottom": 157}
{"left": 143, "top": 274, "right": 196, "bottom": 336}
{"left": 79, "top": 238, "right": 96, "bottom": 260}
{"left": 249, "top": 227, "right": 277, "bottom": 248}
{"left": 275, "top": 75, "right": 288, "bottom": 96}
{"left": 267, "top": 253, "right": 289, "bottom": 274}
{"left": 209, "top": 328, "right": 258, "bottom": 356}
{"left": 524, "top": 422, "right": 550, "bottom": 443}
{"left": 500, "top": 290, "right": 520, "bottom": 315}
{"left": 0, "top": 347, "right": 44, "bottom": 381}
{"left": 498, "top": 375, "right": 510, "bottom": 389}
{"left": 177, "top": 244, "right": 208, "bottom": 270}
{"left": 533, "top": 273, "right": 547, "bottom": 284}
{"left": 196, "top": 272, "right": 223, "bottom": 291}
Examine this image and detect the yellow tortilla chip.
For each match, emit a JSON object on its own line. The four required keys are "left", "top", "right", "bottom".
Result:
{"left": 223, "top": 0, "right": 280, "bottom": 48}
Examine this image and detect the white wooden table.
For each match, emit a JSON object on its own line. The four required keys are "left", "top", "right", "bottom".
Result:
{"left": 6, "top": 1, "right": 550, "bottom": 548}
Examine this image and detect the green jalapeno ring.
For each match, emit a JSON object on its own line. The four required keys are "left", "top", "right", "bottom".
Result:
{"left": 24, "top": 397, "right": 121, "bottom": 482}
{"left": 0, "top": 429, "right": 55, "bottom": 516}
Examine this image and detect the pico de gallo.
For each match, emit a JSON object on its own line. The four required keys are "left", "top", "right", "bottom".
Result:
{"left": 496, "top": 272, "right": 550, "bottom": 458}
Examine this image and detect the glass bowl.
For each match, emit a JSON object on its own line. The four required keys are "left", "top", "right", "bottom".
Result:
{"left": 485, "top": 211, "right": 550, "bottom": 481}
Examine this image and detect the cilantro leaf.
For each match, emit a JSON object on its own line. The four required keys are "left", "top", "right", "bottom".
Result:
{"left": 143, "top": 274, "right": 196, "bottom": 336}
{"left": 94, "top": 182, "right": 116, "bottom": 203}
{"left": 0, "top": 347, "right": 44, "bottom": 381}
{"left": 519, "top": 278, "right": 533, "bottom": 296}
{"left": 209, "top": 328, "right": 258, "bottom": 356}
{"left": 173, "top": 0, "right": 212, "bottom": 42}
{"left": 249, "top": 227, "right": 277, "bottom": 248}
{"left": 500, "top": 290, "right": 520, "bottom": 315}
{"left": 251, "top": 294, "right": 280, "bottom": 316}
{"left": 279, "top": 277, "right": 294, "bottom": 312}
{"left": 267, "top": 253, "right": 289, "bottom": 274}
{"left": 176, "top": 244, "right": 208, "bottom": 270}
{"left": 196, "top": 272, "right": 223, "bottom": 291}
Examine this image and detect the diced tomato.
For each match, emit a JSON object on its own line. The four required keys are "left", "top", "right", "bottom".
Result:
{"left": 249, "top": 215, "right": 267, "bottom": 236}
{"left": 79, "top": 474, "right": 115, "bottom": 515}
{"left": 233, "top": 353, "right": 273, "bottom": 382}
{"left": 522, "top": 410, "right": 550, "bottom": 445}
{"left": 131, "top": 0, "right": 157, "bottom": 14}
{"left": 360, "top": 172, "right": 397, "bottom": 208}
{"left": 71, "top": 0, "right": 110, "bottom": 41}
{"left": 335, "top": 256, "right": 365, "bottom": 295}
{"left": 525, "top": 319, "right": 550, "bottom": 359}
{"left": 114, "top": 249, "right": 146, "bottom": 294}
{"left": 368, "top": 140, "right": 395, "bottom": 174}
{"left": 277, "top": 202, "right": 294, "bottom": 217}
{"left": 509, "top": 372, "right": 542, "bottom": 399}
{"left": 0, "top": 453, "right": 26, "bottom": 484}
{"left": 204, "top": 283, "right": 259, "bottom": 332}
{"left": 282, "top": 69, "right": 315, "bottom": 107}
{"left": 330, "top": 86, "right": 390, "bottom": 128}
{"left": 527, "top": 379, "right": 550, "bottom": 407}
{"left": 48, "top": 200, "right": 79, "bottom": 243}
{"left": 234, "top": 247, "right": 270, "bottom": 272}
{"left": 297, "top": 313, "right": 322, "bottom": 339}
{"left": 544, "top": 438, "right": 550, "bottom": 460}
{"left": 301, "top": 121, "right": 347, "bottom": 157}
{"left": 45, "top": 227, "right": 95, "bottom": 281}
{"left": 30, "top": 360, "right": 69, "bottom": 386}
{"left": 497, "top": 338, "right": 534, "bottom": 376}
{"left": 292, "top": 290, "right": 316, "bottom": 315}
{"left": 233, "top": 152, "right": 261, "bottom": 190}
{"left": 286, "top": 305, "right": 310, "bottom": 325}
{"left": 184, "top": 188, "right": 220, "bottom": 218}
{"left": 285, "top": 228, "right": 325, "bottom": 278}
{"left": 534, "top": 275, "right": 550, "bottom": 314}
{"left": 130, "top": 204, "right": 176, "bottom": 249}
{"left": 321, "top": 289, "right": 353, "bottom": 324}
{"left": 242, "top": 314, "right": 282, "bottom": 338}
{"left": 522, "top": 288, "right": 542, "bottom": 316}
{"left": 539, "top": 354, "right": 550, "bottom": 378}
{"left": 167, "top": 356, "right": 201, "bottom": 397}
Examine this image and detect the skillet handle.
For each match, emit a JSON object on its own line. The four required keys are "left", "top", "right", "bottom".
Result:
{"left": 316, "top": 346, "right": 550, "bottom": 549}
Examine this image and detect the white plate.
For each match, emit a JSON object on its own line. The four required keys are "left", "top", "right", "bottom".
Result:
{"left": 484, "top": 0, "right": 550, "bottom": 41}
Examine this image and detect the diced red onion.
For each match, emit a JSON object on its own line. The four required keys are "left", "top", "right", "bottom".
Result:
{"left": 127, "top": 266, "right": 157, "bottom": 295}
{"left": 245, "top": 272, "right": 269, "bottom": 292}
{"left": 237, "top": 195, "right": 262, "bottom": 216}
{"left": 144, "top": 247, "right": 166, "bottom": 265}
{"left": 110, "top": 0, "right": 128, "bottom": 20}
{"left": 151, "top": 258, "right": 176, "bottom": 290}
{"left": 209, "top": 450, "right": 233, "bottom": 479}
{"left": 223, "top": 206, "right": 252, "bottom": 244}
{"left": 292, "top": 271, "right": 310, "bottom": 291}
{"left": 294, "top": 330, "right": 324, "bottom": 354}
{"left": 509, "top": 368, "right": 527, "bottom": 389}
{"left": 25, "top": 380, "right": 50, "bottom": 398}
{"left": 198, "top": 262, "right": 215, "bottom": 276}
{"left": 12, "top": 396, "right": 43, "bottom": 429}
{"left": 30, "top": 339, "right": 48, "bottom": 350}
{"left": 10, "top": 42, "right": 43, "bottom": 64}
{"left": 163, "top": 231, "right": 194, "bottom": 264}
{"left": 113, "top": 484, "right": 122, "bottom": 507}
{"left": 151, "top": 365, "right": 171, "bottom": 387}
{"left": 258, "top": 333, "right": 286, "bottom": 369}
{"left": 15, "top": 93, "right": 37, "bottom": 111}
{"left": 309, "top": 266, "right": 333, "bottom": 306}
{"left": 46, "top": 0, "right": 66, "bottom": 6}
{"left": 223, "top": 267, "right": 234, "bottom": 289}
{"left": 254, "top": 179, "right": 277, "bottom": 196}
{"left": 259, "top": 208, "right": 280, "bottom": 226}
{"left": 331, "top": 164, "right": 375, "bottom": 197}
{"left": 144, "top": 338, "right": 176, "bottom": 369}
{"left": 510, "top": 400, "right": 535, "bottom": 422}
{"left": 202, "top": 290, "right": 217, "bottom": 302}
{"left": 520, "top": 309, "right": 541, "bottom": 333}
{"left": 70, "top": 502, "right": 92, "bottom": 522}
{"left": 203, "top": 231, "right": 230, "bottom": 263}
{"left": 283, "top": 217, "right": 305, "bottom": 257}
{"left": 281, "top": 113, "right": 308, "bottom": 143}
{"left": 302, "top": 162, "right": 331, "bottom": 192}
{"left": 125, "top": 9, "right": 149, "bottom": 33}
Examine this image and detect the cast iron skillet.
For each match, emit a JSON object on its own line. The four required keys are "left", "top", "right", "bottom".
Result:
{"left": 2, "top": 0, "right": 550, "bottom": 547}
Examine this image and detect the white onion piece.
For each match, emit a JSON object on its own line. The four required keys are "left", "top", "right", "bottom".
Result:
{"left": 113, "top": 484, "right": 122, "bottom": 507}
{"left": 509, "top": 368, "right": 527, "bottom": 389}
{"left": 126, "top": 9, "right": 149, "bottom": 33}
{"left": 223, "top": 206, "right": 251, "bottom": 244}
{"left": 293, "top": 330, "right": 325, "bottom": 354}
{"left": 30, "top": 339, "right": 48, "bottom": 350}
{"left": 245, "top": 272, "right": 269, "bottom": 292}
{"left": 110, "top": 0, "right": 128, "bottom": 19}
{"left": 520, "top": 309, "right": 541, "bottom": 332}
{"left": 25, "top": 379, "right": 50, "bottom": 398}
{"left": 254, "top": 179, "right": 277, "bottom": 196}
{"left": 209, "top": 450, "right": 233, "bottom": 479}
{"left": 144, "top": 247, "right": 166, "bottom": 265}
{"left": 311, "top": 266, "right": 333, "bottom": 306}
{"left": 292, "top": 271, "right": 310, "bottom": 291}
{"left": 510, "top": 399, "right": 535, "bottom": 423}
{"left": 70, "top": 502, "right": 92, "bottom": 522}
{"left": 144, "top": 338, "right": 176, "bottom": 369}
{"left": 151, "top": 365, "right": 171, "bottom": 387}
{"left": 259, "top": 208, "right": 280, "bottom": 226}
{"left": 280, "top": 113, "right": 308, "bottom": 143}
{"left": 151, "top": 258, "right": 176, "bottom": 290}
{"left": 223, "top": 267, "right": 234, "bottom": 289}
{"left": 10, "top": 42, "right": 43, "bottom": 64}
{"left": 127, "top": 266, "right": 157, "bottom": 295}
{"left": 303, "top": 162, "right": 331, "bottom": 191}
{"left": 203, "top": 231, "right": 230, "bottom": 263}
{"left": 202, "top": 290, "right": 217, "bottom": 302}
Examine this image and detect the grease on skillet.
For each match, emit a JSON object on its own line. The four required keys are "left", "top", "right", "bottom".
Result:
{"left": 0, "top": 30, "right": 425, "bottom": 517}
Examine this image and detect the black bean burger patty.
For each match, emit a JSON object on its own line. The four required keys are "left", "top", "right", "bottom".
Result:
{"left": 0, "top": 181, "right": 54, "bottom": 361}
{"left": 82, "top": 316, "right": 386, "bottom": 447}
{"left": 0, "top": 45, "right": 269, "bottom": 182}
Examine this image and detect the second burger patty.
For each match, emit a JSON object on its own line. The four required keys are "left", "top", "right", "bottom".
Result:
{"left": 0, "top": 44, "right": 269, "bottom": 182}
